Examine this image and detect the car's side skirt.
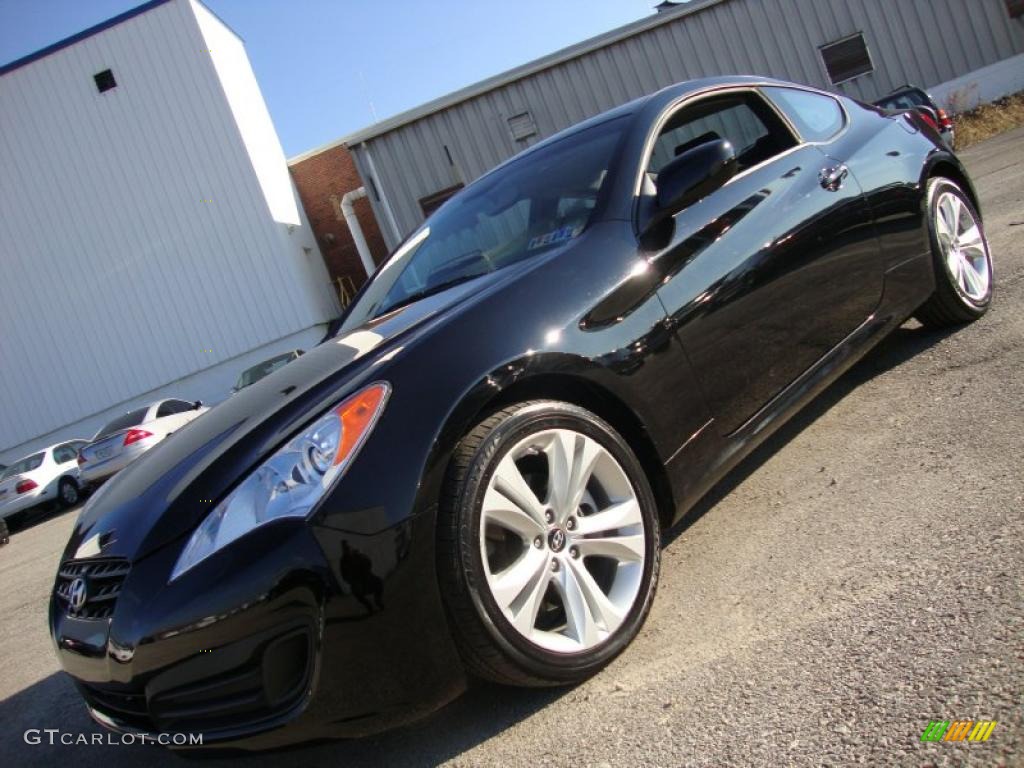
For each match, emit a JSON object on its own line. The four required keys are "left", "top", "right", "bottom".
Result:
{"left": 662, "top": 253, "right": 932, "bottom": 529}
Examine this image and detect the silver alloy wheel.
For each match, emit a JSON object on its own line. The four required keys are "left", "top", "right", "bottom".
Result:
{"left": 62, "top": 481, "right": 77, "bottom": 504}
{"left": 935, "top": 190, "right": 991, "bottom": 303}
{"left": 479, "top": 428, "right": 645, "bottom": 653}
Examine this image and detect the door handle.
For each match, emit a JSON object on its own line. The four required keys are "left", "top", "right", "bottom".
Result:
{"left": 819, "top": 164, "right": 849, "bottom": 191}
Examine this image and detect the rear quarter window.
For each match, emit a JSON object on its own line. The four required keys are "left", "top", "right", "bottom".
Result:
{"left": 1, "top": 453, "right": 44, "bottom": 477}
{"left": 764, "top": 87, "right": 845, "bottom": 143}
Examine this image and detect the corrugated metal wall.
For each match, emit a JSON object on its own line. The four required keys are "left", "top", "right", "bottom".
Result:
{"left": 0, "top": 0, "right": 336, "bottom": 455}
{"left": 352, "top": 0, "right": 1023, "bottom": 248}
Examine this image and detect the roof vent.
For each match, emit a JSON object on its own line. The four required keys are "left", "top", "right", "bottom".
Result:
{"left": 507, "top": 111, "right": 537, "bottom": 142}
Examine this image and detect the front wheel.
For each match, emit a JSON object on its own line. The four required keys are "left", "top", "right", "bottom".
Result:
{"left": 914, "top": 177, "right": 993, "bottom": 328}
{"left": 438, "top": 401, "right": 661, "bottom": 687}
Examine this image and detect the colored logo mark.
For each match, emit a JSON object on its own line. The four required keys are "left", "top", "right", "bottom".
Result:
{"left": 920, "top": 720, "right": 997, "bottom": 742}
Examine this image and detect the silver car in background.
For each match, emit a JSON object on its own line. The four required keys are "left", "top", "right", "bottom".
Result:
{"left": 0, "top": 440, "right": 89, "bottom": 525}
{"left": 78, "top": 398, "right": 208, "bottom": 485}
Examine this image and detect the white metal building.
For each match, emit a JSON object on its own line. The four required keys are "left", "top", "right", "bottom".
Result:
{"left": 0, "top": 0, "right": 339, "bottom": 465}
{"left": 341, "top": 0, "right": 1024, "bottom": 250}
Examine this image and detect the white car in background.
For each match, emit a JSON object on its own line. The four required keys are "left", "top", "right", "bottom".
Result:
{"left": 78, "top": 399, "right": 208, "bottom": 485}
{"left": 0, "top": 440, "right": 90, "bottom": 525}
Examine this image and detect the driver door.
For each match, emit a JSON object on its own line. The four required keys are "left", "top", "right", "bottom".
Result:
{"left": 648, "top": 88, "right": 883, "bottom": 435}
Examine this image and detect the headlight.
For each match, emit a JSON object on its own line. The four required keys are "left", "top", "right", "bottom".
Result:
{"left": 170, "top": 382, "right": 390, "bottom": 582}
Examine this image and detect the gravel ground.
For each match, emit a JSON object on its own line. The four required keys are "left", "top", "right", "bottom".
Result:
{"left": 1, "top": 129, "right": 1021, "bottom": 768}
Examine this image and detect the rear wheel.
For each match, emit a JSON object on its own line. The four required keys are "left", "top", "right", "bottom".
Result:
{"left": 58, "top": 477, "right": 80, "bottom": 508}
{"left": 438, "top": 401, "right": 660, "bottom": 686}
{"left": 915, "top": 177, "right": 993, "bottom": 328}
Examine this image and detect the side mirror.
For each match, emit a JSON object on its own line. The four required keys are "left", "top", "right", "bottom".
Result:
{"left": 193, "top": 400, "right": 203, "bottom": 409}
{"left": 646, "top": 138, "right": 738, "bottom": 232}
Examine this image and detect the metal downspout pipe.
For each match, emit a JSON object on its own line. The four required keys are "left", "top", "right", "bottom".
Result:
{"left": 340, "top": 187, "right": 375, "bottom": 277}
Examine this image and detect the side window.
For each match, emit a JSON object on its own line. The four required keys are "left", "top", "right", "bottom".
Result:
{"left": 157, "top": 400, "right": 191, "bottom": 418}
{"left": 648, "top": 91, "right": 797, "bottom": 176}
{"left": 763, "top": 87, "right": 845, "bottom": 143}
{"left": 53, "top": 445, "right": 76, "bottom": 463}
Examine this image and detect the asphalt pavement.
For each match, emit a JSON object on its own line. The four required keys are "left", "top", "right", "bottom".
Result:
{"left": 1, "top": 128, "right": 1022, "bottom": 768}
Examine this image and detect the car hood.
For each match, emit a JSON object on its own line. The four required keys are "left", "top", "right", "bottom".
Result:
{"left": 62, "top": 273, "right": 498, "bottom": 564}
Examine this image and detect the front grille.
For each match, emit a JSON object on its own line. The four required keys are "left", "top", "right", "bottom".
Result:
{"left": 55, "top": 557, "right": 131, "bottom": 620}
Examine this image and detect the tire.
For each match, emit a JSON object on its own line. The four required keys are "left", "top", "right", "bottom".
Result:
{"left": 58, "top": 477, "right": 80, "bottom": 509}
{"left": 914, "top": 177, "right": 993, "bottom": 328}
{"left": 438, "top": 400, "right": 661, "bottom": 687}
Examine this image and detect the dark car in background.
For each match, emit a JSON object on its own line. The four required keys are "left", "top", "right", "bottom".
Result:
{"left": 874, "top": 84, "right": 955, "bottom": 148}
{"left": 51, "top": 76, "right": 992, "bottom": 749}
{"left": 231, "top": 350, "right": 304, "bottom": 394}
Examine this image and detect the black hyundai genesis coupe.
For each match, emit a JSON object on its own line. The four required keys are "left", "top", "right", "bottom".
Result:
{"left": 51, "top": 76, "right": 992, "bottom": 749}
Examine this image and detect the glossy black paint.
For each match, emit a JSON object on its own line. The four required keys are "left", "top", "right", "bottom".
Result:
{"left": 645, "top": 137, "right": 738, "bottom": 231}
{"left": 50, "top": 76, "right": 976, "bottom": 749}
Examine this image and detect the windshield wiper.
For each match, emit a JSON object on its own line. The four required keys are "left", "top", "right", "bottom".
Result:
{"left": 376, "top": 272, "right": 489, "bottom": 316}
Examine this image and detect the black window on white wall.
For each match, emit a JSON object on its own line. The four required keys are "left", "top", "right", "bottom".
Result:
{"left": 93, "top": 68, "right": 117, "bottom": 93}
{"left": 819, "top": 33, "right": 873, "bottom": 85}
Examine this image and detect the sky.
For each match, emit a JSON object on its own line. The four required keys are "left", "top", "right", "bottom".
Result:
{"left": 0, "top": 0, "right": 659, "bottom": 157}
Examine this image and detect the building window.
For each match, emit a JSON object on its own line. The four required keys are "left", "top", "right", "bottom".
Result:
{"left": 93, "top": 69, "right": 117, "bottom": 93}
{"left": 819, "top": 33, "right": 873, "bottom": 85}
{"left": 418, "top": 184, "right": 464, "bottom": 218}
{"left": 507, "top": 111, "right": 537, "bottom": 141}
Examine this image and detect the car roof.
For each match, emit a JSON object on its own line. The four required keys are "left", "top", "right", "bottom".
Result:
{"left": 473, "top": 75, "right": 805, "bottom": 181}
{"left": 145, "top": 398, "right": 191, "bottom": 407}
{"left": 103, "top": 400, "right": 170, "bottom": 421}
{"left": 4, "top": 439, "right": 89, "bottom": 465}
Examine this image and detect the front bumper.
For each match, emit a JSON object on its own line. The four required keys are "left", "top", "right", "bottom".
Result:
{"left": 50, "top": 511, "right": 466, "bottom": 749}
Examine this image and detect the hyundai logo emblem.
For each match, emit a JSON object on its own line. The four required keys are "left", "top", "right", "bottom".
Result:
{"left": 548, "top": 528, "right": 566, "bottom": 553}
{"left": 68, "top": 577, "right": 88, "bottom": 612}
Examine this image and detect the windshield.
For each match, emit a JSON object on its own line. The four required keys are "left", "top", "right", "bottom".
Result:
{"left": 342, "top": 116, "right": 626, "bottom": 329}
{"left": 1, "top": 453, "right": 44, "bottom": 479}
{"left": 95, "top": 407, "right": 149, "bottom": 440}
{"left": 236, "top": 352, "right": 297, "bottom": 389}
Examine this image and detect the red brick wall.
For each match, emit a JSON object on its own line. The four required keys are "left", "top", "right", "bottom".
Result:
{"left": 289, "top": 143, "right": 387, "bottom": 293}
